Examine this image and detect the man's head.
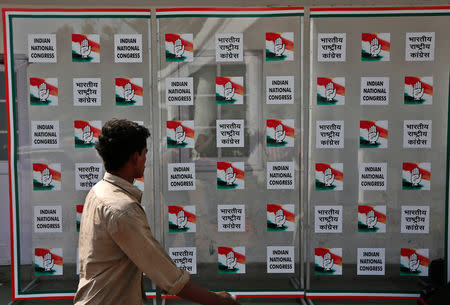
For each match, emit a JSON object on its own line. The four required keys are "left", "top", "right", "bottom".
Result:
{"left": 96, "top": 119, "right": 150, "bottom": 174}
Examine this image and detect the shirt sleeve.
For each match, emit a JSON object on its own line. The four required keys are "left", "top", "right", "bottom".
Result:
{"left": 106, "top": 205, "right": 190, "bottom": 295}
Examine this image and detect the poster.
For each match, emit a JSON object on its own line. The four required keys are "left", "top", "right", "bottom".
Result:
{"left": 267, "top": 162, "right": 295, "bottom": 190}
{"left": 115, "top": 78, "right": 143, "bottom": 106}
{"left": 357, "top": 205, "right": 386, "bottom": 233}
{"left": 314, "top": 248, "right": 342, "bottom": 275}
{"left": 34, "top": 206, "right": 62, "bottom": 233}
{"left": 402, "top": 162, "right": 431, "bottom": 190}
{"left": 400, "top": 249, "right": 429, "bottom": 276}
{"left": 216, "top": 120, "right": 244, "bottom": 147}
{"left": 165, "top": 33, "right": 193, "bottom": 62}
{"left": 75, "top": 163, "right": 102, "bottom": 190}
{"left": 166, "top": 121, "right": 195, "bottom": 148}
{"left": 316, "top": 120, "right": 344, "bottom": 148}
{"left": 315, "top": 206, "right": 343, "bottom": 233}
{"left": 360, "top": 121, "right": 388, "bottom": 148}
{"left": 114, "top": 34, "right": 142, "bottom": 63}
{"left": 169, "top": 247, "right": 197, "bottom": 274}
{"left": 76, "top": 205, "right": 83, "bottom": 232}
{"left": 34, "top": 248, "right": 63, "bottom": 276}
{"left": 359, "top": 163, "right": 387, "bottom": 191}
{"left": 317, "top": 77, "right": 345, "bottom": 105}
{"left": 401, "top": 206, "right": 430, "bottom": 234}
{"left": 31, "top": 121, "right": 60, "bottom": 148}
{"left": 265, "top": 32, "right": 294, "bottom": 61}
{"left": 317, "top": 33, "right": 346, "bottom": 62}
{"left": 216, "top": 77, "right": 244, "bottom": 105}
{"left": 74, "top": 120, "right": 101, "bottom": 148}
{"left": 218, "top": 247, "right": 245, "bottom": 274}
{"left": 217, "top": 162, "right": 244, "bottom": 190}
{"left": 28, "top": 34, "right": 57, "bottom": 63}
{"left": 357, "top": 248, "right": 385, "bottom": 275}
{"left": 360, "top": 77, "right": 389, "bottom": 105}
{"left": 168, "top": 205, "right": 196, "bottom": 233}
{"left": 165, "top": 77, "right": 194, "bottom": 106}
{"left": 29, "top": 77, "right": 58, "bottom": 106}
{"left": 217, "top": 204, "right": 245, "bottom": 232}
{"left": 404, "top": 76, "right": 433, "bottom": 105}
{"left": 267, "top": 204, "right": 295, "bottom": 232}
{"left": 266, "top": 76, "right": 295, "bottom": 104}
{"left": 168, "top": 163, "right": 196, "bottom": 191}
{"left": 32, "top": 163, "right": 61, "bottom": 191}
{"left": 405, "top": 32, "right": 435, "bottom": 61}
{"left": 73, "top": 78, "right": 101, "bottom": 106}
{"left": 315, "top": 163, "right": 343, "bottom": 191}
{"left": 72, "top": 34, "right": 100, "bottom": 63}
{"left": 134, "top": 176, "right": 144, "bottom": 192}
{"left": 266, "top": 119, "right": 294, "bottom": 147}
{"left": 361, "top": 33, "right": 390, "bottom": 61}
{"left": 267, "top": 246, "right": 295, "bottom": 273}
{"left": 216, "top": 33, "right": 243, "bottom": 62}
{"left": 403, "top": 120, "right": 432, "bottom": 148}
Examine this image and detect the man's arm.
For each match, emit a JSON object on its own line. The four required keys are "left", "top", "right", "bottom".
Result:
{"left": 177, "top": 280, "right": 240, "bottom": 305}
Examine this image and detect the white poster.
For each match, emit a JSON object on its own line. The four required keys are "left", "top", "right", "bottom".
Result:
{"left": 73, "top": 78, "right": 101, "bottom": 106}
{"left": 405, "top": 32, "right": 435, "bottom": 61}
{"left": 169, "top": 247, "right": 197, "bottom": 274}
{"left": 266, "top": 76, "right": 295, "bottom": 104}
{"left": 218, "top": 204, "right": 245, "bottom": 232}
{"left": 114, "top": 34, "right": 142, "bottom": 63}
{"left": 31, "top": 121, "right": 60, "bottom": 148}
{"left": 359, "top": 163, "right": 387, "bottom": 191}
{"left": 168, "top": 163, "right": 196, "bottom": 191}
{"left": 357, "top": 248, "right": 385, "bottom": 275}
{"left": 315, "top": 206, "right": 343, "bottom": 233}
{"left": 318, "top": 33, "right": 346, "bottom": 62}
{"left": 216, "top": 33, "right": 243, "bottom": 62}
{"left": 28, "top": 34, "right": 57, "bottom": 63}
{"left": 165, "top": 77, "right": 194, "bottom": 106}
{"left": 403, "top": 120, "right": 432, "bottom": 148}
{"left": 316, "top": 121, "right": 344, "bottom": 148}
{"left": 34, "top": 206, "right": 62, "bottom": 233}
{"left": 401, "top": 206, "right": 430, "bottom": 234}
{"left": 267, "top": 246, "right": 295, "bottom": 274}
{"left": 216, "top": 120, "right": 244, "bottom": 147}
{"left": 75, "top": 163, "right": 102, "bottom": 190}
{"left": 360, "top": 77, "right": 389, "bottom": 105}
{"left": 267, "top": 162, "right": 295, "bottom": 190}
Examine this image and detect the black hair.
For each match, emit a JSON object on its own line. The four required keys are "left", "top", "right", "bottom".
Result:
{"left": 95, "top": 119, "right": 150, "bottom": 172}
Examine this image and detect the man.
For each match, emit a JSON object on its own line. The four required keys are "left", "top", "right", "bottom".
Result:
{"left": 75, "top": 119, "right": 240, "bottom": 305}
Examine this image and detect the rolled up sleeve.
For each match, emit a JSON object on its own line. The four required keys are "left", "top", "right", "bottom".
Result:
{"left": 107, "top": 206, "right": 190, "bottom": 295}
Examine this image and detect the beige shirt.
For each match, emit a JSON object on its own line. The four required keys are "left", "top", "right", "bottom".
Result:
{"left": 74, "top": 172, "right": 189, "bottom": 305}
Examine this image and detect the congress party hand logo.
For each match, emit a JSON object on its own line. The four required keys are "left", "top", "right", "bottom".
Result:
{"left": 226, "top": 251, "right": 237, "bottom": 270}
{"left": 369, "top": 38, "right": 381, "bottom": 57}
{"left": 80, "top": 39, "right": 91, "bottom": 58}
{"left": 323, "top": 252, "right": 334, "bottom": 271}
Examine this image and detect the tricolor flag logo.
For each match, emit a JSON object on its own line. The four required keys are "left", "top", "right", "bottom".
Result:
{"left": 267, "top": 204, "right": 295, "bottom": 232}
{"left": 317, "top": 77, "right": 345, "bottom": 105}
{"left": 360, "top": 120, "right": 388, "bottom": 148}
{"left": 115, "top": 78, "right": 143, "bottom": 106}
{"left": 266, "top": 32, "right": 294, "bottom": 61}
{"left": 358, "top": 205, "right": 386, "bottom": 233}
{"left": 216, "top": 77, "right": 244, "bottom": 105}
{"left": 217, "top": 162, "right": 244, "bottom": 190}
{"left": 402, "top": 162, "right": 431, "bottom": 190}
{"left": 76, "top": 205, "right": 84, "bottom": 232}
{"left": 266, "top": 119, "right": 294, "bottom": 147}
{"left": 167, "top": 121, "right": 194, "bottom": 148}
{"left": 400, "top": 248, "right": 429, "bottom": 276}
{"left": 33, "top": 163, "right": 61, "bottom": 191}
{"left": 72, "top": 34, "right": 100, "bottom": 63}
{"left": 315, "top": 248, "right": 342, "bottom": 275}
{"left": 74, "top": 120, "right": 101, "bottom": 148}
{"left": 361, "top": 33, "right": 390, "bottom": 61}
{"left": 315, "top": 163, "right": 343, "bottom": 191}
{"left": 168, "top": 205, "right": 196, "bottom": 233}
{"left": 218, "top": 247, "right": 245, "bottom": 274}
{"left": 29, "top": 78, "right": 58, "bottom": 106}
{"left": 134, "top": 175, "right": 144, "bottom": 192}
{"left": 165, "top": 33, "right": 193, "bottom": 62}
{"left": 35, "top": 248, "right": 63, "bottom": 276}
{"left": 404, "top": 76, "right": 433, "bottom": 105}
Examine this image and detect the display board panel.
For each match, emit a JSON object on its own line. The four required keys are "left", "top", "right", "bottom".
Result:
{"left": 156, "top": 7, "right": 304, "bottom": 299}
{"left": 3, "top": 9, "right": 155, "bottom": 300}
{"left": 308, "top": 6, "right": 450, "bottom": 300}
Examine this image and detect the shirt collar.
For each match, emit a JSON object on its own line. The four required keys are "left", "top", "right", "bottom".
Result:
{"left": 103, "top": 172, "right": 143, "bottom": 204}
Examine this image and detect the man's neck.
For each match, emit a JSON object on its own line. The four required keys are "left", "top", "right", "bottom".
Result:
{"left": 109, "top": 168, "right": 135, "bottom": 184}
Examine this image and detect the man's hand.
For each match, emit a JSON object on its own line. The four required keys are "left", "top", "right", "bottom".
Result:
{"left": 325, "top": 82, "right": 336, "bottom": 101}
{"left": 411, "top": 167, "right": 422, "bottom": 186}
{"left": 323, "top": 252, "right": 334, "bottom": 271}
{"left": 38, "top": 83, "right": 50, "bottom": 102}
{"left": 370, "top": 38, "right": 381, "bottom": 57}
{"left": 174, "top": 39, "right": 185, "bottom": 57}
{"left": 324, "top": 168, "right": 334, "bottom": 187}
{"left": 43, "top": 253, "right": 54, "bottom": 271}
{"left": 41, "top": 168, "right": 52, "bottom": 187}
{"left": 368, "top": 125, "right": 379, "bottom": 144}
{"left": 413, "top": 81, "right": 424, "bottom": 101}
{"left": 275, "top": 209, "right": 286, "bottom": 227}
{"left": 215, "top": 291, "right": 241, "bottom": 305}
{"left": 366, "top": 210, "right": 378, "bottom": 229}
{"left": 224, "top": 81, "right": 235, "bottom": 100}
{"left": 83, "top": 125, "right": 94, "bottom": 144}
{"left": 124, "top": 82, "right": 135, "bottom": 102}
{"left": 275, "top": 124, "right": 286, "bottom": 143}
{"left": 409, "top": 253, "right": 420, "bottom": 272}
{"left": 274, "top": 37, "right": 285, "bottom": 56}
{"left": 175, "top": 125, "right": 186, "bottom": 144}
{"left": 226, "top": 251, "right": 237, "bottom": 270}
{"left": 177, "top": 210, "right": 188, "bottom": 229}
{"left": 80, "top": 39, "right": 91, "bottom": 58}
{"left": 225, "top": 167, "right": 236, "bottom": 185}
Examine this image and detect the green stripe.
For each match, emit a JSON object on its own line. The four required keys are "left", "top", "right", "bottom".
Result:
{"left": 311, "top": 12, "right": 450, "bottom": 18}
{"left": 445, "top": 69, "right": 450, "bottom": 284}
{"left": 157, "top": 13, "right": 303, "bottom": 18}
{"left": 11, "top": 14, "right": 149, "bottom": 19}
